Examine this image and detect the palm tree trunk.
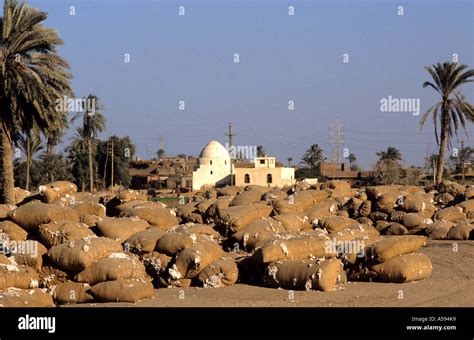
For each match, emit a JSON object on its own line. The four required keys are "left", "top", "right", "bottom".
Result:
{"left": 0, "top": 123, "right": 15, "bottom": 204}
{"left": 436, "top": 111, "right": 449, "bottom": 186}
{"left": 26, "top": 136, "right": 31, "bottom": 191}
{"left": 88, "top": 138, "right": 94, "bottom": 193}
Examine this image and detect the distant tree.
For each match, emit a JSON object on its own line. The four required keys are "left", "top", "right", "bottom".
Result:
{"left": 400, "top": 166, "right": 424, "bottom": 186}
{"left": 177, "top": 153, "right": 187, "bottom": 158}
{"left": 287, "top": 157, "right": 293, "bottom": 167}
{"left": 97, "top": 136, "right": 136, "bottom": 188}
{"left": 376, "top": 147, "right": 402, "bottom": 162}
{"left": 66, "top": 128, "right": 90, "bottom": 191}
{"left": 39, "top": 153, "right": 73, "bottom": 184}
{"left": 348, "top": 153, "right": 357, "bottom": 170}
{"left": 256, "top": 145, "right": 266, "bottom": 157}
{"left": 373, "top": 160, "right": 403, "bottom": 185}
{"left": 420, "top": 62, "right": 474, "bottom": 185}
{"left": 157, "top": 148, "right": 166, "bottom": 159}
{"left": 448, "top": 146, "right": 474, "bottom": 173}
{"left": 300, "top": 144, "right": 324, "bottom": 170}
{"left": 71, "top": 95, "right": 106, "bottom": 192}
{"left": 13, "top": 130, "right": 44, "bottom": 191}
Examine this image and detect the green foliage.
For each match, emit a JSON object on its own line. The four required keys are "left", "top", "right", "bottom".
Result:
{"left": 300, "top": 144, "right": 324, "bottom": 170}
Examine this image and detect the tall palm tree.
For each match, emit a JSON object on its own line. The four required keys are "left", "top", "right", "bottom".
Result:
{"left": 71, "top": 95, "right": 106, "bottom": 192}
{"left": 14, "top": 129, "right": 43, "bottom": 191}
{"left": 420, "top": 62, "right": 474, "bottom": 185}
{"left": 45, "top": 113, "right": 68, "bottom": 154}
{"left": 348, "top": 153, "right": 356, "bottom": 169}
{"left": 300, "top": 144, "right": 324, "bottom": 170}
{"left": 0, "top": 0, "right": 73, "bottom": 204}
{"left": 376, "top": 146, "right": 402, "bottom": 162}
{"left": 287, "top": 156, "right": 293, "bottom": 167}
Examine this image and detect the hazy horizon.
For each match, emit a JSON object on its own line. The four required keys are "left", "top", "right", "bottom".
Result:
{"left": 26, "top": 0, "right": 474, "bottom": 169}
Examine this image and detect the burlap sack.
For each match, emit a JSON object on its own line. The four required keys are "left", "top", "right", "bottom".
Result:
{"left": 115, "top": 190, "right": 148, "bottom": 203}
{"left": 155, "top": 231, "right": 197, "bottom": 256}
{"left": 196, "top": 258, "right": 239, "bottom": 287}
{"left": 0, "top": 263, "right": 39, "bottom": 289}
{"left": 257, "top": 234, "right": 334, "bottom": 263}
{"left": 0, "top": 204, "right": 15, "bottom": 220}
{"left": 399, "top": 197, "right": 425, "bottom": 213}
{"left": 262, "top": 190, "right": 288, "bottom": 203}
{"left": 0, "top": 288, "right": 54, "bottom": 307}
{"left": 433, "top": 206, "right": 465, "bottom": 222}
{"left": 119, "top": 207, "right": 179, "bottom": 230}
{"left": 273, "top": 199, "right": 301, "bottom": 214}
{"left": 171, "top": 223, "right": 220, "bottom": 238}
{"left": 436, "top": 192, "right": 455, "bottom": 206}
{"left": 48, "top": 237, "right": 122, "bottom": 271}
{"left": 38, "top": 265, "right": 69, "bottom": 289}
{"left": 52, "top": 281, "right": 93, "bottom": 304}
{"left": 233, "top": 219, "right": 286, "bottom": 250}
{"left": 292, "top": 190, "right": 330, "bottom": 211}
{"left": 219, "top": 203, "right": 273, "bottom": 231}
{"left": 438, "top": 180, "right": 465, "bottom": 196}
{"left": 0, "top": 221, "right": 27, "bottom": 241}
{"left": 124, "top": 228, "right": 165, "bottom": 253}
{"left": 426, "top": 220, "right": 454, "bottom": 239}
{"left": 142, "top": 251, "right": 172, "bottom": 282}
{"left": 231, "top": 189, "right": 263, "bottom": 206}
{"left": 207, "top": 196, "right": 233, "bottom": 218}
{"left": 96, "top": 217, "right": 150, "bottom": 242}
{"left": 303, "top": 201, "right": 338, "bottom": 223}
{"left": 216, "top": 186, "right": 241, "bottom": 197}
{"left": 358, "top": 200, "right": 372, "bottom": 217}
{"left": 75, "top": 253, "right": 146, "bottom": 285}
{"left": 384, "top": 223, "right": 409, "bottom": 235}
{"left": 375, "top": 221, "right": 391, "bottom": 233}
{"left": 273, "top": 213, "right": 312, "bottom": 232}
{"left": 263, "top": 258, "right": 342, "bottom": 292}
{"left": 176, "top": 201, "right": 199, "bottom": 219}
{"left": 319, "top": 216, "right": 359, "bottom": 233}
{"left": 465, "top": 187, "right": 474, "bottom": 200}
{"left": 12, "top": 240, "right": 47, "bottom": 270}
{"left": 366, "top": 185, "right": 401, "bottom": 200}
{"left": 446, "top": 222, "right": 473, "bottom": 240}
{"left": 80, "top": 214, "right": 103, "bottom": 227}
{"left": 71, "top": 202, "right": 106, "bottom": 218}
{"left": 170, "top": 239, "right": 224, "bottom": 279}
{"left": 365, "top": 235, "right": 427, "bottom": 263}
{"left": 369, "top": 211, "right": 388, "bottom": 221}
{"left": 326, "top": 180, "right": 351, "bottom": 190}
{"left": 14, "top": 187, "right": 31, "bottom": 205}
{"left": 331, "top": 224, "right": 380, "bottom": 241}
{"left": 457, "top": 200, "right": 474, "bottom": 213}
{"left": 196, "top": 198, "right": 217, "bottom": 215}
{"left": 89, "top": 278, "right": 154, "bottom": 302}
{"left": 39, "top": 181, "right": 77, "bottom": 203}
{"left": 8, "top": 201, "right": 79, "bottom": 231}
{"left": 39, "top": 221, "right": 95, "bottom": 247}
{"left": 400, "top": 213, "right": 425, "bottom": 229}
{"left": 371, "top": 253, "right": 432, "bottom": 283}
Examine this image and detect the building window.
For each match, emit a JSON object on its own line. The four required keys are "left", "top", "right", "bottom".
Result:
{"left": 244, "top": 174, "right": 250, "bottom": 184}
{"left": 210, "top": 160, "right": 212, "bottom": 165}
{"left": 259, "top": 159, "right": 265, "bottom": 164}
{"left": 210, "top": 171, "right": 213, "bottom": 175}
{"left": 267, "top": 173, "right": 272, "bottom": 184}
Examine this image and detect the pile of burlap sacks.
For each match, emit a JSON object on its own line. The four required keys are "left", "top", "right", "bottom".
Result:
{"left": 0, "top": 179, "right": 472, "bottom": 306}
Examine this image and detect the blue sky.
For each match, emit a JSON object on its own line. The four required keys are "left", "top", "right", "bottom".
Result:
{"left": 26, "top": 0, "right": 474, "bottom": 168}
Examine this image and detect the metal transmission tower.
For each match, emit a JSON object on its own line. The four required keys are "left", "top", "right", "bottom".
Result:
{"left": 329, "top": 117, "right": 344, "bottom": 179}
{"left": 225, "top": 123, "right": 236, "bottom": 185}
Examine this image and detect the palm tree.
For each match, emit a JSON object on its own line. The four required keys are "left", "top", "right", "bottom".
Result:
{"left": 420, "top": 62, "right": 474, "bottom": 185}
{"left": 376, "top": 146, "right": 402, "bottom": 162}
{"left": 287, "top": 156, "right": 293, "bottom": 167}
{"left": 156, "top": 148, "right": 165, "bottom": 159}
{"left": 71, "top": 95, "right": 106, "bottom": 192}
{"left": 300, "top": 144, "right": 324, "bottom": 170}
{"left": 45, "top": 113, "right": 68, "bottom": 155}
{"left": 348, "top": 153, "right": 357, "bottom": 169}
{"left": 14, "top": 130, "right": 43, "bottom": 191}
{"left": 0, "top": 0, "right": 73, "bottom": 204}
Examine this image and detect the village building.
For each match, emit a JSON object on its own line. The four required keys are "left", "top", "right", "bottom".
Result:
{"left": 192, "top": 140, "right": 295, "bottom": 190}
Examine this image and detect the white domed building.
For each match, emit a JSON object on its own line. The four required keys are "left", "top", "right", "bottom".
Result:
{"left": 192, "top": 140, "right": 233, "bottom": 191}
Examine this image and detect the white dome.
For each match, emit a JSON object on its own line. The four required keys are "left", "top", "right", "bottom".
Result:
{"left": 199, "top": 140, "right": 230, "bottom": 160}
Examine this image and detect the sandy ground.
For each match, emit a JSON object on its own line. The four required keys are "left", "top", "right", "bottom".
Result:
{"left": 67, "top": 240, "right": 474, "bottom": 307}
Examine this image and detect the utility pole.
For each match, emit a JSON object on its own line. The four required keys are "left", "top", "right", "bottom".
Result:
{"left": 329, "top": 117, "right": 344, "bottom": 180}
{"left": 461, "top": 140, "right": 465, "bottom": 185}
{"left": 110, "top": 139, "right": 114, "bottom": 192}
{"left": 225, "top": 123, "right": 236, "bottom": 186}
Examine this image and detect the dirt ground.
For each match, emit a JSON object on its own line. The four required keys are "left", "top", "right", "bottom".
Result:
{"left": 66, "top": 240, "right": 474, "bottom": 308}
